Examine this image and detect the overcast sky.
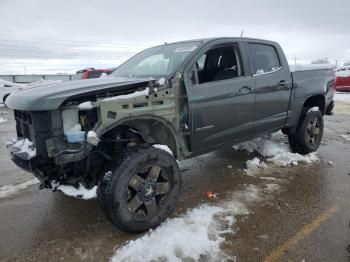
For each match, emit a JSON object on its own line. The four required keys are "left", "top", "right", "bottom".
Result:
{"left": 0, "top": 0, "right": 349, "bottom": 74}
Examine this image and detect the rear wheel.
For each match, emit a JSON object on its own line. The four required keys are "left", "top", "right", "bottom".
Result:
{"left": 288, "top": 107, "right": 324, "bottom": 154}
{"left": 98, "top": 145, "right": 181, "bottom": 233}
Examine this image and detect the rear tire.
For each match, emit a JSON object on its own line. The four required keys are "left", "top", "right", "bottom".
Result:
{"left": 288, "top": 107, "right": 324, "bottom": 154}
{"left": 98, "top": 145, "right": 181, "bottom": 233}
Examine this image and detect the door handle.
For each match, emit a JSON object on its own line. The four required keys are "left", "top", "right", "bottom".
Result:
{"left": 278, "top": 80, "right": 289, "bottom": 87}
{"left": 238, "top": 86, "right": 253, "bottom": 93}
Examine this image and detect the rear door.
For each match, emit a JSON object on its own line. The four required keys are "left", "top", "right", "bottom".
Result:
{"left": 247, "top": 43, "right": 292, "bottom": 133}
{"left": 184, "top": 40, "right": 255, "bottom": 151}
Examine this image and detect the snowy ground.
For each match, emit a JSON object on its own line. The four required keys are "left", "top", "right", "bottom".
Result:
{"left": 110, "top": 132, "right": 317, "bottom": 262}
{"left": 334, "top": 92, "right": 350, "bottom": 104}
{"left": 233, "top": 132, "right": 319, "bottom": 175}
{"left": 111, "top": 184, "right": 278, "bottom": 262}
{"left": 0, "top": 178, "right": 39, "bottom": 198}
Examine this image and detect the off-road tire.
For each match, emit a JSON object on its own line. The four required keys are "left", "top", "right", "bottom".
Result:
{"left": 98, "top": 144, "right": 181, "bottom": 233}
{"left": 288, "top": 107, "right": 324, "bottom": 154}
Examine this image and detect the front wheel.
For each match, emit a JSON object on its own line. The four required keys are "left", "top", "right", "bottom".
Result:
{"left": 98, "top": 145, "right": 181, "bottom": 233}
{"left": 288, "top": 107, "right": 324, "bottom": 154}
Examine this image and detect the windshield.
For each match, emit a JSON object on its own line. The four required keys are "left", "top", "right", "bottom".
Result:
{"left": 111, "top": 41, "right": 201, "bottom": 79}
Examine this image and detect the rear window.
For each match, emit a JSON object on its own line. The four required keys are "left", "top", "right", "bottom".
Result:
{"left": 249, "top": 43, "right": 281, "bottom": 75}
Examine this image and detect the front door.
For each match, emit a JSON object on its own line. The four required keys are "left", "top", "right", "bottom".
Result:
{"left": 185, "top": 42, "right": 255, "bottom": 151}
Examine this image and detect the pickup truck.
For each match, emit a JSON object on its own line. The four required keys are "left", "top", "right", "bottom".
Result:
{"left": 5, "top": 37, "right": 335, "bottom": 233}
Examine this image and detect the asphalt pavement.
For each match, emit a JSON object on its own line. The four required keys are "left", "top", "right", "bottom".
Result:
{"left": 0, "top": 104, "right": 350, "bottom": 262}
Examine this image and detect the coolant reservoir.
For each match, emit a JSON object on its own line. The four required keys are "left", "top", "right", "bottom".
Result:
{"left": 61, "top": 109, "right": 86, "bottom": 143}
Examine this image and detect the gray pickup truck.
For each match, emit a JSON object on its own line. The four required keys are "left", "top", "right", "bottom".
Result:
{"left": 5, "top": 37, "right": 335, "bottom": 232}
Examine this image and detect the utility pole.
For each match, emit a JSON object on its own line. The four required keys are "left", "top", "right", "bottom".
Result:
{"left": 335, "top": 60, "right": 338, "bottom": 68}
{"left": 294, "top": 55, "right": 297, "bottom": 65}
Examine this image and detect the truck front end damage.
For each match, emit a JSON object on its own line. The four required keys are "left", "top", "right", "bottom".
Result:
{"left": 6, "top": 77, "right": 186, "bottom": 190}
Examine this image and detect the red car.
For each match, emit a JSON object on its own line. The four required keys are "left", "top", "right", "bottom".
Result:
{"left": 76, "top": 68, "right": 114, "bottom": 79}
{"left": 335, "top": 66, "right": 350, "bottom": 91}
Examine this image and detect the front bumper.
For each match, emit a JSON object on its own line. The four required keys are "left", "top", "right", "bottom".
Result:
{"left": 6, "top": 139, "right": 39, "bottom": 172}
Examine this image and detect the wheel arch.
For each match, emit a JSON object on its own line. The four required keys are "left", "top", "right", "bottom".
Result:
{"left": 100, "top": 115, "right": 180, "bottom": 158}
{"left": 284, "top": 93, "right": 326, "bottom": 135}
{"left": 303, "top": 94, "right": 326, "bottom": 115}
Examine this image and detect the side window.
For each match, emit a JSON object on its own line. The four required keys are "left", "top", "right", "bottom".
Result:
{"left": 248, "top": 44, "right": 281, "bottom": 75}
{"left": 195, "top": 45, "right": 242, "bottom": 84}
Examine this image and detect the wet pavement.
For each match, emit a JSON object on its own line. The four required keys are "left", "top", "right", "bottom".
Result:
{"left": 0, "top": 104, "right": 350, "bottom": 262}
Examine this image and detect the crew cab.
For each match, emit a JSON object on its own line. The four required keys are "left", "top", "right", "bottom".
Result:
{"left": 5, "top": 37, "right": 335, "bottom": 232}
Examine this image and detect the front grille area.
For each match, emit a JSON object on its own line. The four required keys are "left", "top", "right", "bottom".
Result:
{"left": 14, "top": 110, "right": 33, "bottom": 140}
{"left": 13, "top": 110, "right": 52, "bottom": 158}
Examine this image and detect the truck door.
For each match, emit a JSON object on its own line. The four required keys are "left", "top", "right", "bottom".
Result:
{"left": 247, "top": 43, "right": 292, "bottom": 133}
{"left": 184, "top": 41, "right": 255, "bottom": 151}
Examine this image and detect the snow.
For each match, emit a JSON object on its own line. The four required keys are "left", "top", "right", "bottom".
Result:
{"left": 0, "top": 117, "right": 7, "bottom": 124}
{"left": 55, "top": 183, "right": 97, "bottom": 200}
{"left": 244, "top": 157, "right": 267, "bottom": 175}
{"left": 334, "top": 92, "right": 350, "bottom": 104}
{"left": 290, "top": 64, "right": 333, "bottom": 72}
{"left": 234, "top": 133, "right": 319, "bottom": 168}
{"left": 111, "top": 184, "right": 275, "bottom": 262}
{"left": 156, "top": 77, "right": 166, "bottom": 86}
{"left": 12, "top": 139, "right": 37, "bottom": 159}
{"left": 102, "top": 87, "right": 149, "bottom": 102}
{"left": 0, "top": 178, "right": 39, "bottom": 198}
{"left": 153, "top": 144, "right": 173, "bottom": 156}
{"left": 340, "top": 134, "right": 350, "bottom": 142}
{"left": 308, "top": 106, "right": 320, "bottom": 112}
{"left": 78, "top": 101, "right": 93, "bottom": 109}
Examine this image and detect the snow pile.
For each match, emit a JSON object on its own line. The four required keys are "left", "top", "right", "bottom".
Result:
{"left": 153, "top": 144, "right": 173, "bottom": 155}
{"left": 102, "top": 87, "right": 149, "bottom": 102}
{"left": 0, "top": 117, "right": 7, "bottom": 124}
{"left": 234, "top": 134, "right": 319, "bottom": 167}
{"left": 111, "top": 184, "right": 273, "bottom": 262}
{"left": 55, "top": 183, "right": 97, "bottom": 200}
{"left": 12, "top": 139, "right": 36, "bottom": 159}
{"left": 78, "top": 101, "right": 93, "bottom": 109}
{"left": 0, "top": 178, "right": 39, "bottom": 198}
{"left": 334, "top": 93, "right": 350, "bottom": 104}
{"left": 340, "top": 134, "right": 350, "bottom": 142}
{"left": 112, "top": 205, "right": 225, "bottom": 262}
{"left": 244, "top": 157, "right": 267, "bottom": 175}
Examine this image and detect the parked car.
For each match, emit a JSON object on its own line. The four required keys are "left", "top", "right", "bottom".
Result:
{"left": 0, "top": 80, "right": 27, "bottom": 103}
{"left": 0, "top": 79, "right": 62, "bottom": 104}
{"left": 76, "top": 68, "right": 114, "bottom": 79}
{"left": 335, "top": 66, "right": 350, "bottom": 91}
{"left": 5, "top": 37, "right": 335, "bottom": 233}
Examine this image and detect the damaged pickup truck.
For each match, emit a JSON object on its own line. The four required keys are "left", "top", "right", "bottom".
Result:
{"left": 5, "top": 37, "right": 335, "bottom": 232}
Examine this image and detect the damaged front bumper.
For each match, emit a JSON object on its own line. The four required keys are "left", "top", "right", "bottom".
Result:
{"left": 6, "top": 139, "right": 39, "bottom": 172}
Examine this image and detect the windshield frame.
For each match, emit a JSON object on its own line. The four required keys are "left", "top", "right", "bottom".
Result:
{"left": 110, "top": 41, "right": 203, "bottom": 79}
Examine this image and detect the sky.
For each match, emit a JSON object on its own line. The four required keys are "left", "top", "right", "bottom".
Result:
{"left": 0, "top": 0, "right": 349, "bottom": 74}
